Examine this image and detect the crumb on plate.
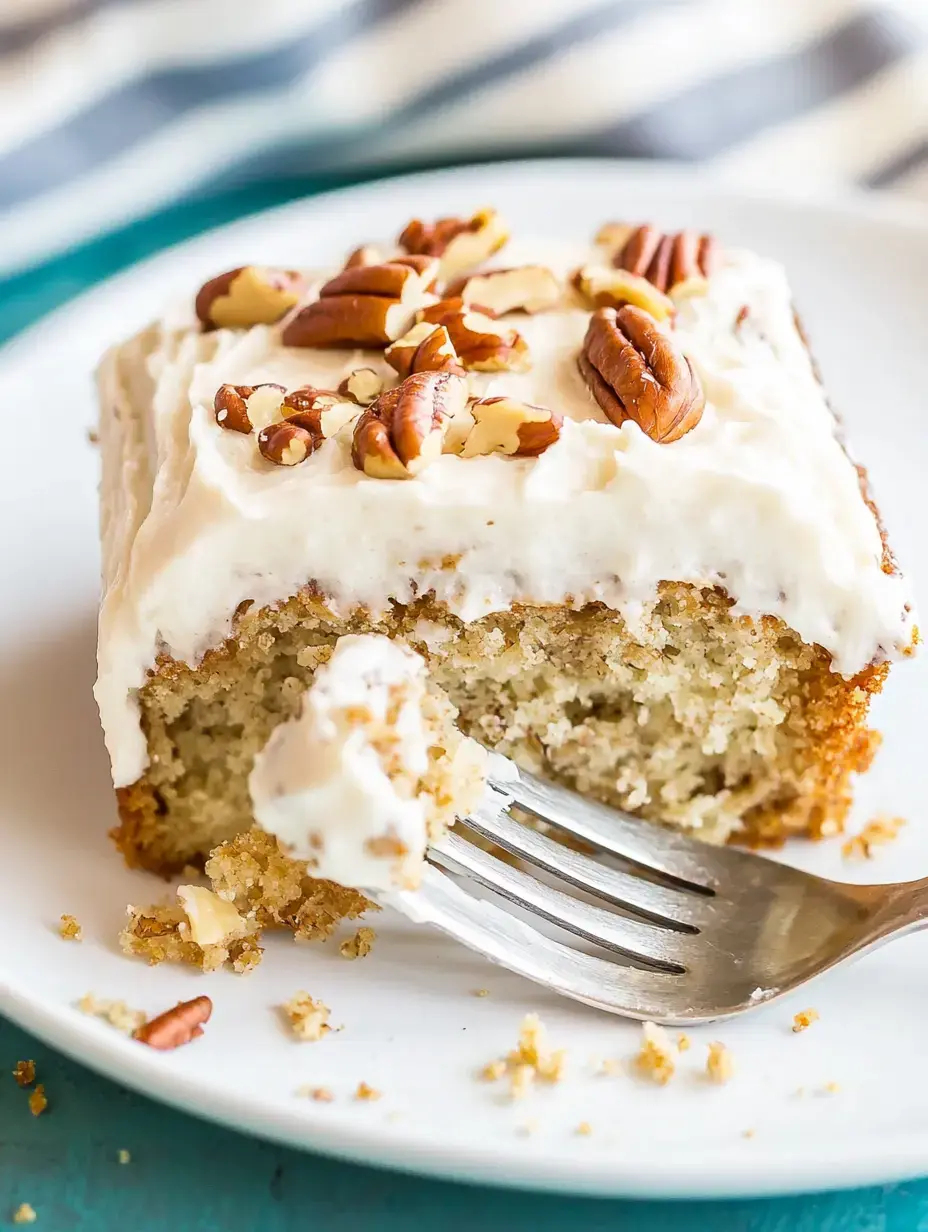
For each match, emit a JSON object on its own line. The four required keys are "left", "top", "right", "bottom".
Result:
{"left": 339, "top": 927, "right": 376, "bottom": 960}
{"left": 58, "top": 914, "right": 82, "bottom": 941}
{"left": 282, "top": 992, "right": 331, "bottom": 1042}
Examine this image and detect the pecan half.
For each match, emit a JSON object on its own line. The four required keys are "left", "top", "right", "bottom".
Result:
{"left": 462, "top": 397, "right": 562, "bottom": 458}
{"left": 195, "top": 267, "right": 303, "bottom": 330}
{"left": 612, "top": 225, "right": 717, "bottom": 293}
{"left": 282, "top": 258, "right": 438, "bottom": 348}
{"left": 398, "top": 208, "right": 509, "bottom": 281}
{"left": 417, "top": 299, "right": 530, "bottom": 372}
{"left": 281, "top": 387, "right": 361, "bottom": 439}
{"left": 385, "top": 323, "right": 464, "bottom": 378}
{"left": 447, "top": 265, "right": 561, "bottom": 315}
{"left": 572, "top": 266, "right": 674, "bottom": 320}
{"left": 213, "top": 382, "right": 285, "bottom": 434}
{"left": 578, "top": 306, "right": 704, "bottom": 444}
{"left": 352, "top": 371, "right": 468, "bottom": 479}
{"left": 134, "top": 996, "right": 212, "bottom": 1050}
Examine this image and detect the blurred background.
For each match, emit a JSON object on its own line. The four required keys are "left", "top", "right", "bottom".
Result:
{"left": 1, "top": 0, "right": 925, "bottom": 325}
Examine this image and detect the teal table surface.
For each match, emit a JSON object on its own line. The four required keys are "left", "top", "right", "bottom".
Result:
{"left": 3, "top": 171, "right": 928, "bottom": 1232}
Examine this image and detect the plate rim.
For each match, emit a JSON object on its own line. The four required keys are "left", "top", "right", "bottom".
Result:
{"left": 3, "top": 156, "right": 928, "bottom": 1200}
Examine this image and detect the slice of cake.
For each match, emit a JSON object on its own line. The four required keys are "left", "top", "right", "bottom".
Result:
{"left": 95, "top": 208, "right": 916, "bottom": 902}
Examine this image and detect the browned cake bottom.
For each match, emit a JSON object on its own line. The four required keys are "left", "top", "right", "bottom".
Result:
{"left": 112, "top": 582, "right": 887, "bottom": 899}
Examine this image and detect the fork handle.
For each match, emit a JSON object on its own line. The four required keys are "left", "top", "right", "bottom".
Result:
{"left": 858, "top": 877, "right": 928, "bottom": 942}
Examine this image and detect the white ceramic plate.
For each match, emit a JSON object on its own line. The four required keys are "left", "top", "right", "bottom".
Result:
{"left": 2, "top": 160, "right": 928, "bottom": 1200}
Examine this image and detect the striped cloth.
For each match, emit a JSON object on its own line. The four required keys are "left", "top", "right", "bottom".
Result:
{"left": 2, "top": 0, "right": 926, "bottom": 280}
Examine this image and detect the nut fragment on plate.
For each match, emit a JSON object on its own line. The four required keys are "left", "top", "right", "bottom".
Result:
{"left": 578, "top": 306, "right": 705, "bottom": 444}
{"left": 417, "top": 299, "right": 530, "bottom": 372}
{"left": 462, "top": 397, "right": 562, "bottom": 458}
{"left": 398, "top": 208, "right": 509, "bottom": 281}
{"left": 573, "top": 266, "right": 675, "bottom": 321}
{"left": 448, "top": 265, "right": 561, "bottom": 315}
{"left": 282, "top": 257, "right": 438, "bottom": 348}
{"left": 133, "top": 995, "right": 213, "bottom": 1050}
{"left": 352, "top": 370, "right": 468, "bottom": 479}
{"left": 608, "top": 224, "right": 717, "bottom": 293}
{"left": 195, "top": 266, "right": 303, "bottom": 330}
{"left": 338, "top": 367, "right": 384, "bottom": 405}
{"left": 385, "top": 322, "right": 464, "bottom": 378}
{"left": 213, "top": 382, "right": 286, "bottom": 434}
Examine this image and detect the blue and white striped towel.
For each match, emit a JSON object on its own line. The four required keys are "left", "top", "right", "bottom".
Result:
{"left": 3, "top": 0, "right": 926, "bottom": 279}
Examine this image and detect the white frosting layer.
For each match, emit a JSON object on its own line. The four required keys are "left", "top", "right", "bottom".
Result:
{"left": 249, "top": 635, "right": 435, "bottom": 890}
{"left": 96, "top": 238, "right": 915, "bottom": 787}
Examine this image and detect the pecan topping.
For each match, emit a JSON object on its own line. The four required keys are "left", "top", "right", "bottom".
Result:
{"left": 416, "top": 299, "right": 530, "bottom": 372}
{"left": 282, "top": 387, "right": 360, "bottom": 439}
{"left": 611, "top": 225, "right": 717, "bottom": 293}
{"left": 343, "top": 243, "right": 386, "bottom": 270}
{"left": 447, "top": 265, "right": 561, "bottom": 315}
{"left": 578, "top": 306, "right": 704, "bottom": 444}
{"left": 385, "top": 323, "right": 464, "bottom": 379}
{"left": 257, "top": 420, "right": 319, "bottom": 467}
{"left": 213, "top": 382, "right": 285, "bottom": 434}
{"left": 462, "top": 397, "right": 562, "bottom": 458}
{"left": 352, "top": 371, "right": 468, "bottom": 479}
{"left": 195, "top": 267, "right": 303, "bottom": 330}
{"left": 572, "top": 266, "right": 674, "bottom": 320}
{"left": 338, "top": 367, "right": 384, "bottom": 405}
{"left": 398, "top": 208, "right": 509, "bottom": 281}
{"left": 282, "top": 258, "right": 438, "bottom": 349}
{"left": 133, "top": 996, "right": 212, "bottom": 1050}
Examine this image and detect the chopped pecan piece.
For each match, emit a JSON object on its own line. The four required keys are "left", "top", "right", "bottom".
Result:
{"left": 133, "top": 996, "right": 213, "bottom": 1050}
{"left": 462, "top": 397, "right": 562, "bottom": 458}
{"left": 385, "top": 323, "right": 464, "bottom": 378}
{"left": 448, "top": 265, "right": 561, "bottom": 315}
{"left": 257, "top": 420, "right": 318, "bottom": 467}
{"left": 417, "top": 299, "right": 529, "bottom": 372}
{"left": 612, "top": 225, "right": 717, "bottom": 293}
{"left": 578, "top": 306, "right": 704, "bottom": 444}
{"left": 195, "top": 267, "right": 303, "bottom": 330}
{"left": 282, "top": 258, "right": 438, "bottom": 348}
{"left": 572, "top": 266, "right": 674, "bottom": 320}
{"left": 352, "top": 371, "right": 468, "bottom": 479}
{"left": 338, "top": 367, "right": 384, "bottom": 405}
{"left": 343, "top": 243, "right": 386, "bottom": 270}
{"left": 282, "top": 386, "right": 360, "bottom": 439}
{"left": 398, "top": 208, "right": 509, "bottom": 281}
{"left": 213, "top": 382, "right": 286, "bottom": 434}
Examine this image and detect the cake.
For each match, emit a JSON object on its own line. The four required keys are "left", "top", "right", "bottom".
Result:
{"left": 95, "top": 208, "right": 916, "bottom": 913}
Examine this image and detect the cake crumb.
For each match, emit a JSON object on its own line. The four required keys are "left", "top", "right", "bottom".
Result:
{"left": 473, "top": 989, "right": 490, "bottom": 998}
{"left": 58, "top": 914, "right": 82, "bottom": 941}
{"left": 28, "top": 1086, "right": 47, "bottom": 1117}
{"left": 742, "top": 1128, "right": 756, "bottom": 1140}
{"left": 634, "top": 1022, "right": 676, "bottom": 1086}
{"left": 119, "top": 892, "right": 263, "bottom": 975}
{"left": 792, "top": 1008, "right": 819, "bottom": 1033}
{"left": 297, "top": 1085, "right": 334, "bottom": 1103}
{"left": 12, "top": 1204, "right": 36, "bottom": 1225}
{"left": 821, "top": 1081, "right": 841, "bottom": 1095}
{"left": 78, "top": 993, "right": 147, "bottom": 1034}
{"left": 354, "top": 1082, "right": 381, "bottom": 1102}
{"left": 339, "top": 927, "right": 376, "bottom": 960}
{"left": 706, "top": 1042, "right": 734, "bottom": 1085}
{"left": 282, "top": 992, "right": 330, "bottom": 1042}
{"left": 842, "top": 815, "right": 906, "bottom": 860}
{"left": 480, "top": 1059, "right": 507, "bottom": 1082}
{"left": 117, "top": 1149, "right": 131, "bottom": 1165}
{"left": 12, "top": 1061, "right": 35, "bottom": 1088}
{"left": 480, "top": 1013, "right": 567, "bottom": 1098}
{"left": 597, "top": 1057, "right": 621, "bottom": 1077}
{"left": 677, "top": 1033, "right": 691, "bottom": 1052}
{"left": 575, "top": 1121, "right": 593, "bottom": 1137}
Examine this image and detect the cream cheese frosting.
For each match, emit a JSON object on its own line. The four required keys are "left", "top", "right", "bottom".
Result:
{"left": 95, "top": 237, "right": 915, "bottom": 788}
{"left": 248, "top": 634, "right": 473, "bottom": 890}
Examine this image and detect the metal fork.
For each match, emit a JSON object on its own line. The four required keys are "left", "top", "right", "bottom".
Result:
{"left": 383, "top": 752, "right": 926, "bottom": 1023}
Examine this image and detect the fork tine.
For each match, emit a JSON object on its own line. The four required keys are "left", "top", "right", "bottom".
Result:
{"left": 429, "top": 832, "right": 699, "bottom": 972}
{"left": 500, "top": 764, "right": 723, "bottom": 892}
{"left": 386, "top": 867, "right": 709, "bottom": 1023}
{"left": 464, "top": 800, "right": 712, "bottom": 931}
